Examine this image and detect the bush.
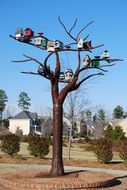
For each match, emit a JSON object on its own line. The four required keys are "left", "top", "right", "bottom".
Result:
{"left": 104, "top": 124, "right": 114, "bottom": 140}
{"left": 92, "top": 138, "right": 113, "bottom": 163}
{"left": 118, "top": 139, "right": 127, "bottom": 161}
{"left": 27, "top": 135, "right": 50, "bottom": 158}
{"left": 104, "top": 125, "right": 126, "bottom": 141}
{"left": 0, "top": 134, "right": 20, "bottom": 156}
{"left": 113, "top": 126, "right": 126, "bottom": 141}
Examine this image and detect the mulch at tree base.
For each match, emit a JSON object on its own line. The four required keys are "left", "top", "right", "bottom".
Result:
{"left": 0, "top": 170, "right": 115, "bottom": 190}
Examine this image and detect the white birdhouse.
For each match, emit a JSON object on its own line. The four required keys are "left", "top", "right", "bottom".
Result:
{"left": 77, "top": 38, "right": 84, "bottom": 49}
{"left": 59, "top": 72, "right": 65, "bottom": 80}
{"left": 65, "top": 69, "right": 73, "bottom": 80}
{"left": 83, "top": 55, "right": 91, "bottom": 66}
{"left": 100, "top": 50, "right": 110, "bottom": 59}
{"left": 54, "top": 40, "right": 63, "bottom": 49}
{"left": 47, "top": 40, "right": 55, "bottom": 52}
{"left": 38, "top": 66, "right": 45, "bottom": 75}
{"left": 15, "top": 28, "right": 24, "bottom": 40}
{"left": 35, "top": 35, "right": 43, "bottom": 46}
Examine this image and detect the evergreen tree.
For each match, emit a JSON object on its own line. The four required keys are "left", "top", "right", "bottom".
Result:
{"left": 113, "top": 105, "right": 124, "bottom": 119}
{"left": 18, "top": 92, "right": 31, "bottom": 111}
{"left": 0, "top": 89, "right": 8, "bottom": 120}
{"left": 113, "top": 125, "right": 126, "bottom": 141}
{"left": 97, "top": 108, "right": 106, "bottom": 124}
{"left": 104, "top": 124, "right": 114, "bottom": 140}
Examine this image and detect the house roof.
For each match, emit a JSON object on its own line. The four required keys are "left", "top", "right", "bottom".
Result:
{"left": 11, "top": 111, "right": 38, "bottom": 120}
{"left": 110, "top": 118, "right": 122, "bottom": 126}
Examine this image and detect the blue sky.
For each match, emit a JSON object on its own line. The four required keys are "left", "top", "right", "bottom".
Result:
{"left": 0, "top": 0, "right": 127, "bottom": 116}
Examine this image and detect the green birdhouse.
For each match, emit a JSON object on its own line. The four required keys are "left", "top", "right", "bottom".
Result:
{"left": 92, "top": 60, "right": 100, "bottom": 67}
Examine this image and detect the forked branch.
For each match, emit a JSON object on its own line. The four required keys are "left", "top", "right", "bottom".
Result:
{"left": 77, "top": 20, "right": 94, "bottom": 39}
{"left": 58, "top": 16, "right": 77, "bottom": 41}
{"left": 73, "top": 72, "right": 104, "bottom": 91}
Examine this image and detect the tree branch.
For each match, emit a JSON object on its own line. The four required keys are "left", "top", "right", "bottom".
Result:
{"left": 9, "top": 35, "right": 47, "bottom": 51}
{"left": 21, "top": 71, "right": 50, "bottom": 80}
{"left": 23, "top": 54, "right": 43, "bottom": 66}
{"left": 54, "top": 52, "right": 60, "bottom": 83}
{"left": 83, "top": 34, "right": 90, "bottom": 41}
{"left": 74, "top": 50, "right": 81, "bottom": 77}
{"left": 58, "top": 16, "right": 77, "bottom": 41}
{"left": 76, "top": 21, "right": 94, "bottom": 39}
{"left": 73, "top": 72, "right": 104, "bottom": 91}
{"left": 21, "top": 71, "right": 40, "bottom": 75}
{"left": 12, "top": 54, "right": 43, "bottom": 67}
{"left": 12, "top": 59, "right": 32, "bottom": 63}
{"left": 69, "top": 19, "right": 77, "bottom": 33}
{"left": 43, "top": 52, "right": 55, "bottom": 82}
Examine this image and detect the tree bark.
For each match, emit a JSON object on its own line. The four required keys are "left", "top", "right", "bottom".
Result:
{"left": 50, "top": 102, "right": 64, "bottom": 176}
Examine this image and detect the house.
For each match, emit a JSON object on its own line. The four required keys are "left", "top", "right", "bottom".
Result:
{"left": 106, "top": 117, "right": 127, "bottom": 137}
{"left": 75, "top": 116, "right": 104, "bottom": 139}
{"left": 9, "top": 111, "right": 40, "bottom": 135}
{"left": 9, "top": 111, "right": 68, "bottom": 136}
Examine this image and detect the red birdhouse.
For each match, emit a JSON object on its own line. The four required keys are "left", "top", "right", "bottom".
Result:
{"left": 83, "top": 41, "right": 92, "bottom": 49}
{"left": 24, "top": 28, "right": 34, "bottom": 42}
{"left": 25, "top": 28, "right": 34, "bottom": 37}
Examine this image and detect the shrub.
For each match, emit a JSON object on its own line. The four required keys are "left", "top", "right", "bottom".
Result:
{"left": 118, "top": 139, "right": 127, "bottom": 161}
{"left": 113, "top": 126, "right": 126, "bottom": 141}
{"left": 0, "top": 134, "right": 20, "bottom": 156}
{"left": 104, "top": 125, "right": 126, "bottom": 141}
{"left": 104, "top": 124, "right": 114, "bottom": 140}
{"left": 92, "top": 138, "right": 113, "bottom": 163}
{"left": 27, "top": 135, "right": 50, "bottom": 158}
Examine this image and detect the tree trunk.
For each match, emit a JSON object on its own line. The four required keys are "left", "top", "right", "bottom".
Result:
{"left": 50, "top": 102, "right": 64, "bottom": 176}
{"left": 0, "top": 111, "right": 2, "bottom": 121}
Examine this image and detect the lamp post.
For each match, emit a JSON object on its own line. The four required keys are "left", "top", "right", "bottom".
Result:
{"left": 67, "top": 116, "right": 74, "bottom": 160}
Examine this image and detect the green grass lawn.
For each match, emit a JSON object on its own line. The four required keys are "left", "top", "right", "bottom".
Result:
{"left": 0, "top": 142, "right": 121, "bottom": 161}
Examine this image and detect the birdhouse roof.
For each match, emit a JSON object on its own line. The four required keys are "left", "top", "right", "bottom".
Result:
{"left": 25, "top": 28, "right": 32, "bottom": 31}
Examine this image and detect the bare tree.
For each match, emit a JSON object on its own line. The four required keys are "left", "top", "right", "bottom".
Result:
{"left": 10, "top": 17, "right": 122, "bottom": 176}
{"left": 64, "top": 89, "right": 90, "bottom": 160}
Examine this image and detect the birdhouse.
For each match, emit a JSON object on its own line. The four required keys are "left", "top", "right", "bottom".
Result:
{"left": 35, "top": 34, "right": 43, "bottom": 46}
{"left": 24, "top": 28, "right": 34, "bottom": 38}
{"left": 41, "top": 39, "right": 47, "bottom": 48}
{"left": 83, "top": 55, "right": 91, "bottom": 66}
{"left": 59, "top": 72, "right": 65, "bottom": 80}
{"left": 83, "top": 41, "right": 92, "bottom": 49}
{"left": 24, "top": 28, "right": 34, "bottom": 42}
{"left": 100, "top": 50, "right": 110, "bottom": 59}
{"left": 38, "top": 66, "right": 45, "bottom": 75}
{"left": 77, "top": 38, "right": 84, "bottom": 49}
{"left": 54, "top": 40, "right": 63, "bottom": 49}
{"left": 15, "top": 28, "right": 24, "bottom": 40}
{"left": 65, "top": 69, "right": 73, "bottom": 80}
{"left": 47, "top": 40, "right": 55, "bottom": 52}
{"left": 92, "top": 60, "right": 100, "bottom": 67}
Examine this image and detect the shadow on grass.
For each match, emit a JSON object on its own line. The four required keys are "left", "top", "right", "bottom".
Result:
{"left": 108, "top": 160, "right": 123, "bottom": 164}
